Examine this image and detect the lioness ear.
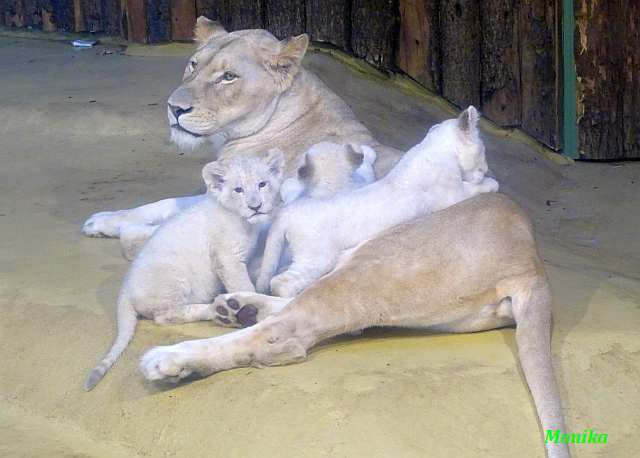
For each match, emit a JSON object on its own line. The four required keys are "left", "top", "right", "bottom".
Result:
{"left": 458, "top": 105, "right": 480, "bottom": 137}
{"left": 202, "top": 160, "right": 226, "bottom": 192}
{"left": 345, "top": 144, "right": 365, "bottom": 168}
{"left": 266, "top": 148, "right": 285, "bottom": 180}
{"left": 269, "top": 34, "right": 309, "bottom": 89}
{"left": 194, "top": 16, "right": 227, "bottom": 44}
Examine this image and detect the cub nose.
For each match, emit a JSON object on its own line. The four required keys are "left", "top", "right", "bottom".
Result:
{"left": 249, "top": 203, "right": 262, "bottom": 212}
{"left": 168, "top": 104, "right": 192, "bottom": 119}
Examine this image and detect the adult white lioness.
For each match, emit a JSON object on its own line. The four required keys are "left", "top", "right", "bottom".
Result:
{"left": 81, "top": 16, "right": 402, "bottom": 242}
{"left": 82, "top": 17, "right": 569, "bottom": 457}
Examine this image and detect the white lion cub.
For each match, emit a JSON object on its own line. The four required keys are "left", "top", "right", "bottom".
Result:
{"left": 84, "top": 149, "right": 285, "bottom": 391}
{"left": 279, "top": 141, "right": 377, "bottom": 204}
{"left": 258, "top": 106, "right": 498, "bottom": 297}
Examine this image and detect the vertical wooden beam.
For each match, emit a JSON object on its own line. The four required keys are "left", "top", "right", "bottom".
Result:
{"left": 305, "top": 0, "right": 350, "bottom": 49}
{"left": 560, "top": 0, "right": 577, "bottom": 157}
{"left": 146, "top": 0, "right": 170, "bottom": 42}
{"left": 125, "top": 0, "right": 147, "bottom": 42}
{"left": 520, "top": 0, "right": 561, "bottom": 149}
{"left": 621, "top": 0, "right": 639, "bottom": 159}
{"left": 102, "top": 0, "right": 122, "bottom": 36}
{"left": 225, "top": 0, "right": 263, "bottom": 30}
{"left": 50, "top": 0, "right": 75, "bottom": 31}
{"left": 265, "top": 0, "right": 305, "bottom": 39}
{"left": 440, "top": 0, "right": 481, "bottom": 108}
{"left": 23, "top": 0, "right": 41, "bottom": 28}
{"left": 351, "top": 0, "right": 397, "bottom": 69}
{"left": 5, "top": 0, "right": 26, "bottom": 27}
{"left": 396, "top": 0, "right": 441, "bottom": 93}
{"left": 81, "top": 0, "right": 103, "bottom": 32}
{"left": 196, "top": 0, "right": 227, "bottom": 27}
{"left": 481, "top": 0, "right": 521, "bottom": 127}
{"left": 170, "top": 0, "right": 196, "bottom": 41}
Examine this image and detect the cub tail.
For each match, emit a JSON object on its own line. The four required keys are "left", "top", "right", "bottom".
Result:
{"left": 84, "top": 297, "right": 138, "bottom": 391}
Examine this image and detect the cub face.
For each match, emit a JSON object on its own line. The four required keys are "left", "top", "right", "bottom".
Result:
{"left": 202, "top": 149, "right": 285, "bottom": 223}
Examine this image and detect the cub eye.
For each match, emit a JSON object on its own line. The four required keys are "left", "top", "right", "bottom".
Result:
{"left": 188, "top": 60, "right": 198, "bottom": 72}
{"left": 220, "top": 71, "right": 238, "bottom": 82}
{"left": 258, "top": 181, "right": 267, "bottom": 188}
{"left": 234, "top": 187, "right": 243, "bottom": 193}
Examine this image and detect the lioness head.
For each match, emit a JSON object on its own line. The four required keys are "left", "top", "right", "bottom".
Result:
{"left": 168, "top": 16, "right": 310, "bottom": 151}
{"left": 202, "top": 148, "right": 285, "bottom": 223}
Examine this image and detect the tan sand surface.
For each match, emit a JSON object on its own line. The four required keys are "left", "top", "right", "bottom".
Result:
{"left": 0, "top": 36, "right": 638, "bottom": 458}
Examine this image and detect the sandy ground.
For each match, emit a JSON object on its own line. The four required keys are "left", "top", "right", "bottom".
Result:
{"left": 0, "top": 36, "right": 638, "bottom": 458}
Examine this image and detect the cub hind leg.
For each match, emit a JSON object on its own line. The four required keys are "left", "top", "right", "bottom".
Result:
{"left": 153, "top": 303, "right": 217, "bottom": 325}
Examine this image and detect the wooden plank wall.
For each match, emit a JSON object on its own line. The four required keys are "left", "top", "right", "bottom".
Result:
{"left": 575, "top": 0, "right": 639, "bottom": 159}
{"left": 4, "top": 0, "right": 638, "bottom": 158}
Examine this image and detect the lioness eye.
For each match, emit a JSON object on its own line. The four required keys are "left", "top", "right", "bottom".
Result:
{"left": 258, "top": 181, "right": 267, "bottom": 188}
{"left": 222, "top": 71, "right": 237, "bottom": 82}
{"left": 234, "top": 187, "right": 243, "bottom": 193}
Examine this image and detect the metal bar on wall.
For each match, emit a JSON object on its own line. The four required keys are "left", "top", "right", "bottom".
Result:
{"left": 562, "top": 0, "right": 578, "bottom": 158}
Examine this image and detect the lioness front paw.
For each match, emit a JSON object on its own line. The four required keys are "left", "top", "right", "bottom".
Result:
{"left": 139, "top": 345, "right": 196, "bottom": 382}
{"left": 212, "top": 294, "right": 258, "bottom": 328}
{"left": 82, "top": 210, "right": 130, "bottom": 238}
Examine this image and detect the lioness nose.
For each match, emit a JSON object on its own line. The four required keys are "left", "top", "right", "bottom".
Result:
{"left": 249, "top": 203, "right": 262, "bottom": 212}
{"left": 169, "top": 104, "right": 192, "bottom": 119}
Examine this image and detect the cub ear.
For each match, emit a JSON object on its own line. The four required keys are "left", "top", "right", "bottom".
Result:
{"left": 345, "top": 144, "right": 365, "bottom": 168}
{"left": 266, "top": 148, "right": 285, "bottom": 180}
{"left": 269, "top": 34, "right": 310, "bottom": 89}
{"left": 194, "top": 16, "right": 227, "bottom": 44}
{"left": 202, "top": 160, "right": 226, "bottom": 192}
{"left": 457, "top": 105, "right": 480, "bottom": 136}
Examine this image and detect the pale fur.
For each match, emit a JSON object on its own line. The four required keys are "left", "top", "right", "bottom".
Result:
{"left": 84, "top": 150, "right": 285, "bottom": 391}
{"left": 80, "top": 18, "right": 569, "bottom": 457}
{"left": 257, "top": 107, "right": 499, "bottom": 297}
{"left": 81, "top": 17, "right": 401, "bottom": 245}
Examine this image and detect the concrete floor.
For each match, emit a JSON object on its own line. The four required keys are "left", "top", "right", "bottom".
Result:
{"left": 0, "top": 36, "right": 638, "bottom": 458}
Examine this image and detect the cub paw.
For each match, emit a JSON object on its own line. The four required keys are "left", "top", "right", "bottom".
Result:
{"left": 82, "top": 210, "right": 130, "bottom": 238}
{"left": 212, "top": 295, "right": 259, "bottom": 328}
{"left": 139, "top": 345, "right": 195, "bottom": 382}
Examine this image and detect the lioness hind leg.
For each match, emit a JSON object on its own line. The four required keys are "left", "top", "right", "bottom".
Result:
{"left": 212, "top": 292, "right": 293, "bottom": 328}
{"left": 508, "top": 276, "right": 570, "bottom": 458}
{"left": 153, "top": 303, "right": 216, "bottom": 325}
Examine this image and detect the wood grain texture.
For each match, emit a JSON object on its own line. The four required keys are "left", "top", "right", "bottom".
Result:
{"left": 440, "top": 0, "right": 481, "bottom": 108}
{"left": 265, "top": 0, "right": 305, "bottom": 38}
{"left": 519, "top": 0, "right": 560, "bottom": 149}
{"left": 170, "top": 0, "right": 196, "bottom": 41}
{"left": 101, "top": 0, "right": 122, "bottom": 36}
{"left": 23, "top": 0, "right": 40, "bottom": 27}
{"left": 195, "top": 0, "right": 225, "bottom": 25}
{"left": 621, "top": 0, "right": 639, "bottom": 158}
{"left": 396, "top": 0, "right": 441, "bottom": 93}
{"left": 4, "top": 0, "right": 25, "bottom": 27}
{"left": 481, "top": 0, "right": 520, "bottom": 127}
{"left": 225, "top": 0, "right": 263, "bottom": 30}
{"left": 125, "top": 0, "right": 146, "bottom": 42}
{"left": 351, "top": 0, "right": 397, "bottom": 69}
{"left": 305, "top": 0, "right": 350, "bottom": 49}
{"left": 50, "top": 0, "right": 75, "bottom": 31}
{"left": 80, "top": 0, "right": 103, "bottom": 31}
{"left": 146, "top": 0, "right": 170, "bottom": 42}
